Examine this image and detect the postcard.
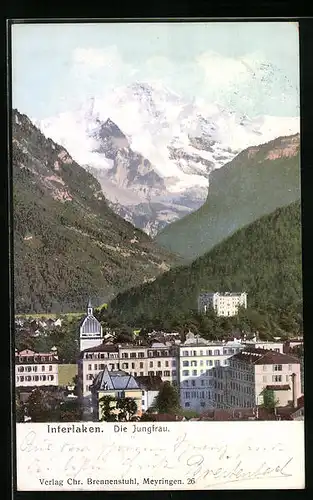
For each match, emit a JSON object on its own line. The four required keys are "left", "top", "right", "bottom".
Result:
{"left": 11, "top": 19, "right": 304, "bottom": 491}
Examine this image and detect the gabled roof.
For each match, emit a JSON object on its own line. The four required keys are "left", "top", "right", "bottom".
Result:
{"left": 92, "top": 367, "right": 140, "bottom": 391}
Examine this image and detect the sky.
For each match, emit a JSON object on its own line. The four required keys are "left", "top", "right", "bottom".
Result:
{"left": 11, "top": 21, "right": 300, "bottom": 120}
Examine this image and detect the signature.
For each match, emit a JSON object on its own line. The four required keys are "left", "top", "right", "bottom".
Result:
{"left": 18, "top": 429, "right": 296, "bottom": 487}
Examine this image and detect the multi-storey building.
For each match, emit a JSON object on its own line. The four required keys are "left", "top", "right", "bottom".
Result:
{"left": 178, "top": 339, "right": 243, "bottom": 412}
{"left": 78, "top": 344, "right": 119, "bottom": 398}
{"left": 198, "top": 292, "right": 247, "bottom": 316}
{"left": 78, "top": 342, "right": 178, "bottom": 399}
{"left": 225, "top": 348, "right": 301, "bottom": 408}
{"left": 15, "top": 348, "right": 59, "bottom": 387}
{"left": 79, "top": 300, "right": 103, "bottom": 352}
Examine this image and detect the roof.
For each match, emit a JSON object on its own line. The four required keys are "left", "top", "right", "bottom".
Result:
{"left": 199, "top": 406, "right": 295, "bottom": 421}
{"left": 231, "top": 348, "right": 300, "bottom": 365}
{"left": 266, "top": 385, "right": 291, "bottom": 391}
{"left": 80, "top": 314, "right": 102, "bottom": 335}
{"left": 80, "top": 343, "right": 118, "bottom": 354}
{"left": 92, "top": 367, "right": 140, "bottom": 391}
{"left": 135, "top": 375, "right": 163, "bottom": 391}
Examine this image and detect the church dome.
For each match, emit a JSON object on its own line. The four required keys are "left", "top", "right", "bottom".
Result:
{"left": 80, "top": 315, "right": 102, "bottom": 334}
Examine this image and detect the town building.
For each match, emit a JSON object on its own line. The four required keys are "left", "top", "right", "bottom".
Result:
{"left": 198, "top": 292, "right": 247, "bottom": 316}
{"left": 15, "top": 347, "right": 59, "bottom": 387}
{"left": 77, "top": 344, "right": 119, "bottom": 398}
{"left": 178, "top": 335, "right": 243, "bottom": 412}
{"left": 78, "top": 342, "right": 178, "bottom": 399}
{"left": 79, "top": 300, "right": 103, "bottom": 352}
{"left": 225, "top": 348, "right": 301, "bottom": 408}
{"left": 135, "top": 375, "right": 163, "bottom": 413}
{"left": 91, "top": 367, "right": 142, "bottom": 420}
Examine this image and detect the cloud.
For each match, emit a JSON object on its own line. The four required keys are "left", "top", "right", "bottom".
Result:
{"left": 196, "top": 50, "right": 256, "bottom": 88}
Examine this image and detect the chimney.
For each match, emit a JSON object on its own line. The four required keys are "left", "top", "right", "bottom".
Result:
{"left": 291, "top": 373, "right": 297, "bottom": 408}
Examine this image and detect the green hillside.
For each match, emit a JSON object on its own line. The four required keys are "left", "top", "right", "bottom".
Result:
{"left": 12, "top": 110, "right": 178, "bottom": 314}
{"left": 155, "top": 134, "right": 301, "bottom": 261}
{"left": 110, "top": 201, "right": 302, "bottom": 325}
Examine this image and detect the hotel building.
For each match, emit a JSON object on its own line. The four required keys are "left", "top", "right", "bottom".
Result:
{"left": 198, "top": 292, "right": 247, "bottom": 316}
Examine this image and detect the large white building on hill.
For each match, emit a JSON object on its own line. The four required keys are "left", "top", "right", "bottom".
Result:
{"left": 198, "top": 292, "right": 247, "bottom": 316}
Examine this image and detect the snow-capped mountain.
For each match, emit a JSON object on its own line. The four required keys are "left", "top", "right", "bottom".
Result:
{"left": 36, "top": 82, "right": 300, "bottom": 236}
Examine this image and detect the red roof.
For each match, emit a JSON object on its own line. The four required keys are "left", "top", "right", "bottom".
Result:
{"left": 232, "top": 348, "right": 299, "bottom": 365}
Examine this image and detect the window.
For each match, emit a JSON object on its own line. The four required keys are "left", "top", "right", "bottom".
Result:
{"left": 214, "top": 350, "right": 220, "bottom": 356}
{"left": 94, "top": 364, "right": 98, "bottom": 370}
{"left": 183, "top": 361, "right": 189, "bottom": 367}
{"left": 26, "top": 376, "right": 31, "bottom": 382}
{"left": 20, "top": 376, "right": 24, "bottom": 382}
{"left": 200, "top": 350, "right": 203, "bottom": 356}
{"left": 272, "top": 375, "right": 282, "bottom": 382}
{"left": 172, "top": 360, "right": 176, "bottom": 367}
{"left": 142, "top": 391, "right": 145, "bottom": 396}
{"left": 273, "top": 365, "right": 282, "bottom": 371}
{"left": 142, "top": 400, "right": 145, "bottom": 406}
{"left": 99, "top": 364, "right": 105, "bottom": 369}
{"left": 172, "top": 371, "right": 177, "bottom": 377}
{"left": 140, "top": 372, "right": 144, "bottom": 376}
{"left": 201, "top": 379, "right": 205, "bottom": 386}
{"left": 148, "top": 371, "right": 154, "bottom": 376}
{"left": 157, "top": 361, "right": 161, "bottom": 368}
{"left": 165, "top": 360, "right": 169, "bottom": 367}
{"left": 140, "top": 362, "right": 143, "bottom": 369}
{"left": 34, "top": 375, "right": 39, "bottom": 381}
{"left": 157, "top": 371, "right": 162, "bottom": 376}
{"left": 191, "top": 380, "right": 196, "bottom": 387}
{"left": 191, "top": 361, "right": 197, "bottom": 367}
{"left": 122, "top": 363, "right": 128, "bottom": 370}
{"left": 26, "top": 366, "right": 31, "bottom": 372}
{"left": 275, "top": 348, "right": 280, "bottom": 352}
{"left": 42, "top": 375, "right": 46, "bottom": 381}
{"left": 42, "top": 366, "right": 45, "bottom": 371}
{"left": 134, "top": 372, "right": 137, "bottom": 377}
{"left": 122, "top": 353, "right": 129, "bottom": 358}
{"left": 149, "top": 361, "right": 153, "bottom": 368}
{"left": 138, "top": 352, "right": 144, "bottom": 358}
{"left": 263, "top": 365, "right": 267, "bottom": 371}
{"left": 185, "top": 402, "right": 190, "bottom": 408}
{"left": 183, "top": 351, "right": 189, "bottom": 356}
{"left": 164, "top": 371, "right": 170, "bottom": 376}
{"left": 49, "top": 365, "right": 52, "bottom": 371}
{"left": 192, "top": 370, "right": 197, "bottom": 376}
{"left": 131, "top": 363, "right": 135, "bottom": 369}
{"left": 182, "top": 370, "right": 189, "bottom": 376}
{"left": 32, "top": 366, "right": 37, "bottom": 372}
{"left": 130, "top": 353, "right": 136, "bottom": 358}
{"left": 214, "top": 360, "right": 219, "bottom": 367}
{"left": 288, "top": 364, "right": 292, "bottom": 371}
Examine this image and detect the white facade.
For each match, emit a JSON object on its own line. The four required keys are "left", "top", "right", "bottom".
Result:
{"left": 15, "top": 348, "right": 59, "bottom": 387}
{"left": 178, "top": 340, "right": 243, "bottom": 412}
{"left": 198, "top": 292, "right": 247, "bottom": 317}
{"left": 79, "top": 300, "right": 103, "bottom": 352}
{"left": 78, "top": 343, "right": 178, "bottom": 399}
{"left": 140, "top": 389, "right": 159, "bottom": 412}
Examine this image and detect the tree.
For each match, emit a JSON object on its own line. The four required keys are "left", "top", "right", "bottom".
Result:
{"left": 59, "top": 399, "right": 82, "bottom": 421}
{"left": 99, "top": 395, "right": 118, "bottom": 422}
{"left": 153, "top": 382, "right": 181, "bottom": 415}
{"left": 116, "top": 398, "right": 138, "bottom": 421}
{"left": 261, "top": 388, "right": 279, "bottom": 412}
{"left": 16, "top": 394, "right": 25, "bottom": 423}
{"left": 99, "top": 395, "right": 138, "bottom": 422}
